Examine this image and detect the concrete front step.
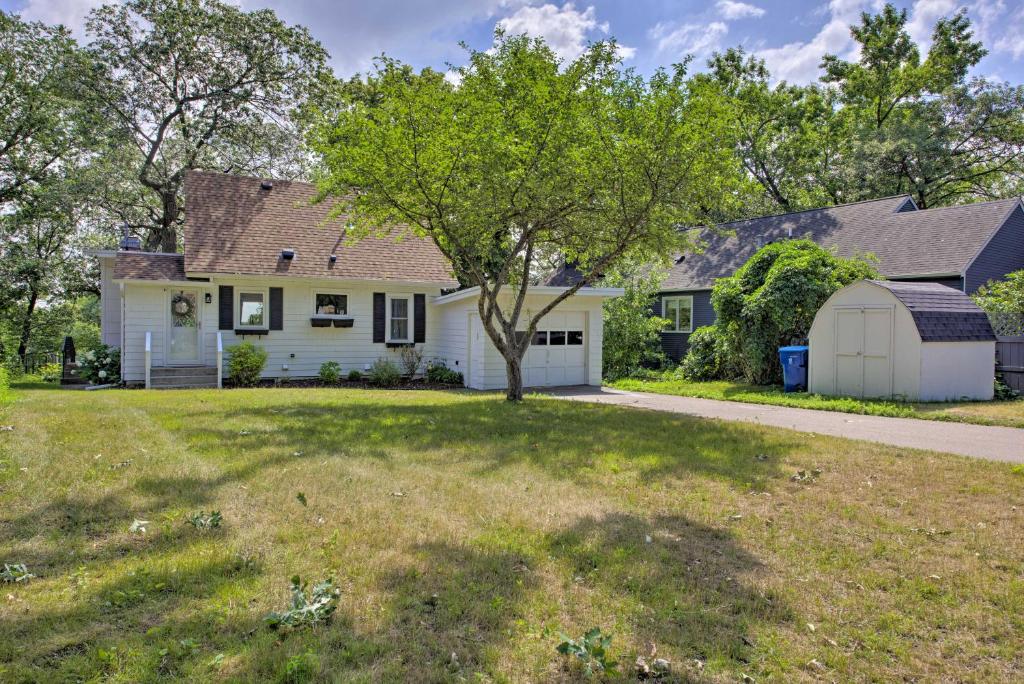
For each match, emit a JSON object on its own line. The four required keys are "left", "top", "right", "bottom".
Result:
{"left": 150, "top": 366, "right": 220, "bottom": 389}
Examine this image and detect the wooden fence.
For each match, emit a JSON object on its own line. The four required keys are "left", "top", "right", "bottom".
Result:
{"left": 991, "top": 313, "right": 1024, "bottom": 394}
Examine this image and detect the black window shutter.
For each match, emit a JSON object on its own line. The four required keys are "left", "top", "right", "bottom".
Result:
{"left": 218, "top": 286, "right": 233, "bottom": 330}
{"left": 269, "top": 287, "right": 284, "bottom": 331}
{"left": 414, "top": 294, "right": 426, "bottom": 343}
{"left": 373, "top": 293, "right": 385, "bottom": 343}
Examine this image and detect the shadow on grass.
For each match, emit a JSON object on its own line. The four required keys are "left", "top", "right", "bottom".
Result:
{"left": 2, "top": 392, "right": 798, "bottom": 679}
{"left": 199, "top": 395, "right": 795, "bottom": 485}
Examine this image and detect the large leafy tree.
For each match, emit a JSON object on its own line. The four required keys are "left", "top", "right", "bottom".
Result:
{"left": 701, "top": 48, "right": 849, "bottom": 213}
{"left": 85, "top": 0, "right": 331, "bottom": 251}
{"left": 313, "top": 33, "right": 743, "bottom": 400}
{"left": 0, "top": 12, "right": 94, "bottom": 208}
{"left": 821, "top": 3, "right": 1022, "bottom": 207}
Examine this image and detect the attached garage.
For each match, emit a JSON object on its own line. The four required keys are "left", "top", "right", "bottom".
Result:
{"left": 808, "top": 280, "right": 996, "bottom": 401}
{"left": 433, "top": 286, "right": 621, "bottom": 391}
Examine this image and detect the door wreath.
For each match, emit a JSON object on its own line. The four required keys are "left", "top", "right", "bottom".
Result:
{"left": 172, "top": 293, "right": 194, "bottom": 317}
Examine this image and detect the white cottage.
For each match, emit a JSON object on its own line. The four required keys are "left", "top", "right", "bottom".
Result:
{"left": 808, "top": 280, "right": 996, "bottom": 401}
{"left": 93, "top": 171, "right": 621, "bottom": 390}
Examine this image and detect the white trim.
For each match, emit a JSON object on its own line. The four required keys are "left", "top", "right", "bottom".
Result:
{"left": 386, "top": 294, "right": 412, "bottom": 343}
{"left": 662, "top": 295, "right": 694, "bottom": 333}
{"left": 312, "top": 290, "right": 349, "bottom": 317}
{"left": 188, "top": 272, "right": 458, "bottom": 289}
{"left": 236, "top": 287, "right": 269, "bottom": 329}
{"left": 433, "top": 285, "right": 625, "bottom": 306}
{"left": 113, "top": 278, "right": 214, "bottom": 287}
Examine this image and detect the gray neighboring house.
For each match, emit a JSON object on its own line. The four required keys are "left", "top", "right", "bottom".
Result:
{"left": 655, "top": 195, "right": 1024, "bottom": 360}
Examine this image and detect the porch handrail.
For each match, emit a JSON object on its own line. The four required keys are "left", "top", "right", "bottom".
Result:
{"left": 144, "top": 331, "right": 152, "bottom": 389}
{"left": 216, "top": 331, "right": 223, "bottom": 389}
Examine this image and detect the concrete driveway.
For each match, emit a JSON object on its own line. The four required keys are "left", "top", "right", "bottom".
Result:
{"left": 546, "top": 386, "right": 1024, "bottom": 463}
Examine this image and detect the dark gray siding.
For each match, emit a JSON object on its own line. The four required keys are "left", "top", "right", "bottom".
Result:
{"left": 964, "top": 204, "right": 1024, "bottom": 293}
{"left": 654, "top": 289, "right": 716, "bottom": 361}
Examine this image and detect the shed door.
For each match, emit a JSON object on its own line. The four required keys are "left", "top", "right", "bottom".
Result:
{"left": 834, "top": 306, "right": 893, "bottom": 399}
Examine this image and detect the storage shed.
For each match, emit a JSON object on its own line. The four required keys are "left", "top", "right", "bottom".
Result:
{"left": 808, "top": 280, "right": 996, "bottom": 401}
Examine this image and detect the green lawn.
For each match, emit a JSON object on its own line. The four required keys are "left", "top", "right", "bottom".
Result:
{"left": 2, "top": 384, "right": 1023, "bottom": 682}
{"left": 609, "top": 377, "right": 1024, "bottom": 429}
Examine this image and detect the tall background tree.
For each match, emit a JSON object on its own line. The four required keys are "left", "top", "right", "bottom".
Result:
{"left": 85, "top": 0, "right": 331, "bottom": 251}
{"left": 313, "top": 34, "right": 745, "bottom": 399}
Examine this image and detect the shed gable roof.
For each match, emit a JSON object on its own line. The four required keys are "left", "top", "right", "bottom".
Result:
{"left": 664, "top": 196, "right": 1020, "bottom": 291}
{"left": 869, "top": 280, "right": 996, "bottom": 342}
{"left": 183, "top": 171, "right": 458, "bottom": 286}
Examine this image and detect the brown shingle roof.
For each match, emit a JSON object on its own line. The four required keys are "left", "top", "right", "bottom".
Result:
{"left": 114, "top": 252, "right": 186, "bottom": 281}
{"left": 183, "top": 171, "right": 458, "bottom": 286}
{"left": 663, "top": 196, "right": 1019, "bottom": 290}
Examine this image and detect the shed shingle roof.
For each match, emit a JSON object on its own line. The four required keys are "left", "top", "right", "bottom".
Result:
{"left": 183, "top": 171, "right": 458, "bottom": 286}
{"left": 870, "top": 280, "right": 996, "bottom": 342}
{"left": 114, "top": 252, "right": 186, "bottom": 281}
{"left": 664, "top": 196, "right": 1020, "bottom": 291}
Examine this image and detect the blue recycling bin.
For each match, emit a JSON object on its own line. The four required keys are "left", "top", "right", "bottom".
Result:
{"left": 779, "top": 345, "right": 808, "bottom": 392}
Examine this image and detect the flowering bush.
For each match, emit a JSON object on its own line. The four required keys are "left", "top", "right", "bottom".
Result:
{"left": 79, "top": 344, "right": 121, "bottom": 385}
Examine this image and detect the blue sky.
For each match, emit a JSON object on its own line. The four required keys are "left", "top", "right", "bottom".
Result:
{"left": 4, "top": 0, "right": 1022, "bottom": 84}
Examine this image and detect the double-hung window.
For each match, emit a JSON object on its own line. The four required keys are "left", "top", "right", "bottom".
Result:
{"left": 387, "top": 295, "right": 410, "bottom": 342}
{"left": 662, "top": 295, "right": 693, "bottom": 333}
{"left": 237, "top": 290, "right": 267, "bottom": 329}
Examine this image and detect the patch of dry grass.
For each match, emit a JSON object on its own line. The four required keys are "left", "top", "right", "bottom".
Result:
{"left": 1, "top": 385, "right": 1022, "bottom": 681}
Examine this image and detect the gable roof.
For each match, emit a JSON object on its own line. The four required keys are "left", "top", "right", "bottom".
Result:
{"left": 114, "top": 252, "right": 186, "bottom": 282}
{"left": 869, "top": 280, "right": 995, "bottom": 342}
{"left": 663, "top": 196, "right": 1020, "bottom": 291}
{"left": 183, "top": 171, "right": 458, "bottom": 286}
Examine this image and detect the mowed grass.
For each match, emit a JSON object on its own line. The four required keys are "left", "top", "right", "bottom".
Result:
{"left": 1, "top": 385, "right": 1023, "bottom": 682}
{"left": 609, "top": 377, "right": 1024, "bottom": 429}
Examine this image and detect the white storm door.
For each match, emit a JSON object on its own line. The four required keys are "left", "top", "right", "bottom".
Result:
{"left": 168, "top": 288, "right": 201, "bottom": 364}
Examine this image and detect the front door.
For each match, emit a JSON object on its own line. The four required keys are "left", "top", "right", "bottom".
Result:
{"left": 168, "top": 289, "right": 200, "bottom": 364}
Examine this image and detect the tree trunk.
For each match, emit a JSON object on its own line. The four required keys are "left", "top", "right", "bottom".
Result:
{"left": 504, "top": 353, "right": 524, "bottom": 401}
{"left": 17, "top": 289, "right": 38, "bottom": 371}
{"left": 144, "top": 190, "right": 180, "bottom": 252}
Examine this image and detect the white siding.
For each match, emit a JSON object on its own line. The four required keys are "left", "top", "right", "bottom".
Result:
{"left": 98, "top": 256, "right": 122, "bottom": 348}
{"left": 919, "top": 341, "right": 995, "bottom": 401}
{"left": 436, "top": 292, "right": 607, "bottom": 391}
{"left": 120, "top": 277, "right": 615, "bottom": 388}
{"left": 122, "top": 285, "right": 169, "bottom": 381}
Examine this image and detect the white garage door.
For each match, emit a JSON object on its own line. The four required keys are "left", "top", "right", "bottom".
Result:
{"left": 524, "top": 312, "right": 587, "bottom": 387}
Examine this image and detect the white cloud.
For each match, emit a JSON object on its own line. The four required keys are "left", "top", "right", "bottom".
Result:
{"left": 14, "top": 0, "right": 103, "bottom": 36}
{"left": 496, "top": 2, "right": 634, "bottom": 62}
{"left": 649, "top": 20, "right": 729, "bottom": 60}
{"left": 970, "top": 0, "right": 1024, "bottom": 61}
{"left": 906, "top": 0, "right": 958, "bottom": 49}
{"left": 755, "top": 0, "right": 881, "bottom": 84}
{"left": 716, "top": 0, "right": 766, "bottom": 20}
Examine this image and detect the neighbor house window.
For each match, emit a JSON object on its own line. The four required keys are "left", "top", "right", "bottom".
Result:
{"left": 662, "top": 296, "right": 693, "bottom": 333}
{"left": 387, "top": 295, "right": 410, "bottom": 342}
{"left": 238, "top": 291, "right": 266, "bottom": 328}
{"left": 314, "top": 292, "right": 348, "bottom": 317}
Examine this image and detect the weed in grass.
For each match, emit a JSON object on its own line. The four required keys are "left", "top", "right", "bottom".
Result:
{"left": 556, "top": 627, "right": 617, "bottom": 677}
{"left": 186, "top": 510, "right": 222, "bottom": 529}
{"left": 1, "top": 562, "right": 34, "bottom": 583}
{"left": 296, "top": 491, "right": 307, "bottom": 507}
{"left": 264, "top": 576, "right": 339, "bottom": 630}
{"left": 280, "top": 649, "right": 319, "bottom": 683}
